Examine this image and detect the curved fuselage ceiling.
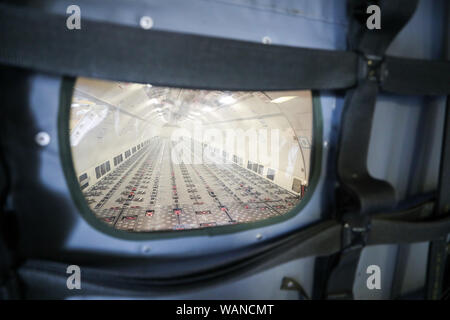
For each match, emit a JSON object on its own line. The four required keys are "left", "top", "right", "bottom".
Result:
{"left": 70, "top": 77, "right": 313, "bottom": 231}
{"left": 71, "top": 77, "right": 312, "bottom": 191}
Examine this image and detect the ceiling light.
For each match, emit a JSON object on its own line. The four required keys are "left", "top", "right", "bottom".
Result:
{"left": 219, "top": 96, "right": 235, "bottom": 105}
{"left": 270, "top": 96, "right": 296, "bottom": 104}
{"left": 202, "top": 106, "right": 213, "bottom": 112}
{"left": 71, "top": 103, "right": 91, "bottom": 108}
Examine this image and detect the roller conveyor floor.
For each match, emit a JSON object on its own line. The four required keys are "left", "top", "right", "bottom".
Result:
{"left": 83, "top": 138, "right": 300, "bottom": 232}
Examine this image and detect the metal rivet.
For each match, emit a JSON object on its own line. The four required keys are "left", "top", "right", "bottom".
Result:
{"left": 35, "top": 132, "right": 51, "bottom": 146}
{"left": 256, "top": 233, "right": 263, "bottom": 240}
{"left": 323, "top": 141, "right": 328, "bottom": 148}
{"left": 262, "top": 36, "right": 272, "bottom": 44}
{"left": 140, "top": 16, "right": 154, "bottom": 30}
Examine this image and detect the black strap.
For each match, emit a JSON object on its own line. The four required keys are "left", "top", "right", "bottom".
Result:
{"left": 0, "top": 3, "right": 357, "bottom": 91}
{"left": 0, "top": 238, "right": 19, "bottom": 299}
{"left": 326, "top": 0, "right": 420, "bottom": 300}
{"left": 382, "top": 57, "right": 450, "bottom": 95}
{"left": 0, "top": 3, "right": 449, "bottom": 94}
{"left": 369, "top": 216, "right": 450, "bottom": 245}
{"left": 337, "top": 80, "right": 396, "bottom": 214}
{"left": 17, "top": 207, "right": 450, "bottom": 293}
{"left": 0, "top": 133, "right": 20, "bottom": 299}
{"left": 425, "top": 3, "right": 450, "bottom": 300}
{"left": 425, "top": 98, "right": 450, "bottom": 300}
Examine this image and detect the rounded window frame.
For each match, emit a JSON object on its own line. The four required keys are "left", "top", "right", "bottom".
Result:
{"left": 58, "top": 77, "right": 324, "bottom": 240}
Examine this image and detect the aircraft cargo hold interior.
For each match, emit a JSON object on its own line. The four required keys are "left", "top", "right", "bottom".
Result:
{"left": 70, "top": 78, "right": 313, "bottom": 232}
{"left": 1, "top": 0, "right": 449, "bottom": 303}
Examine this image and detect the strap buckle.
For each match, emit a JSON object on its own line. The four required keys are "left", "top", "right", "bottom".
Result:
{"left": 358, "top": 53, "right": 386, "bottom": 83}
{"left": 342, "top": 214, "right": 371, "bottom": 252}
